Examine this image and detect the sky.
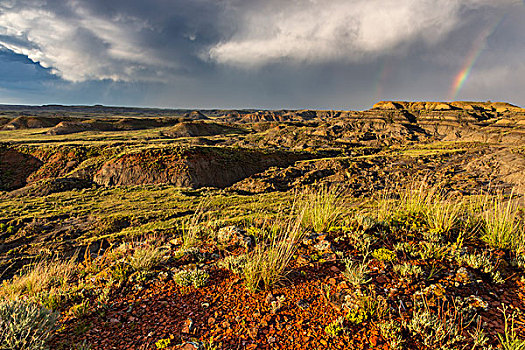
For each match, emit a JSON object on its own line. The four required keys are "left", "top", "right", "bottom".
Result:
{"left": 0, "top": 0, "right": 524, "bottom": 110}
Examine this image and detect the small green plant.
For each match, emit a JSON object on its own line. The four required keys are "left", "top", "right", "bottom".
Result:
{"left": 405, "top": 300, "right": 466, "bottom": 348}
{"left": 108, "top": 262, "right": 130, "bottom": 284}
{"left": 394, "top": 242, "right": 419, "bottom": 258}
{"left": 218, "top": 254, "right": 247, "bottom": 275}
{"left": 325, "top": 317, "right": 346, "bottom": 337}
{"left": 174, "top": 269, "right": 209, "bottom": 288}
{"left": 379, "top": 319, "right": 404, "bottom": 350}
{"left": 418, "top": 241, "right": 450, "bottom": 260}
{"left": 372, "top": 248, "right": 396, "bottom": 262}
{"left": 491, "top": 270, "right": 505, "bottom": 284}
{"left": 345, "top": 307, "right": 368, "bottom": 325}
{"left": 393, "top": 262, "right": 424, "bottom": 281}
{"left": 270, "top": 295, "right": 286, "bottom": 314}
{"left": 357, "top": 287, "right": 388, "bottom": 320}
{"left": 498, "top": 305, "right": 525, "bottom": 350}
{"left": 155, "top": 337, "right": 171, "bottom": 349}
{"left": 344, "top": 229, "right": 376, "bottom": 256}
{"left": 73, "top": 340, "right": 92, "bottom": 350}
{"left": 69, "top": 299, "right": 90, "bottom": 318}
{"left": 510, "top": 254, "right": 525, "bottom": 271}
{"left": 0, "top": 223, "right": 15, "bottom": 234}
{"left": 342, "top": 258, "right": 371, "bottom": 288}
{"left": 0, "top": 300, "right": 59, "bottom": 350}
{"left": 469, "top": 321, "right": 489, "bottom": 349}
{"left": 456, "top": 251, "right": 493, "bottom": 273}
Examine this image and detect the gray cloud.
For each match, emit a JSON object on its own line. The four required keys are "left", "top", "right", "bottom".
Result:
{"left": 0, "top": 0, "right": 517, "bottom": 81}
{"left": 0, "top": 0, "right": 221, "bottom": 82}
{"left": 208, "top": 0, "right": 516, "bottom": 66}
{"left": 0, "top": 0, "right": 524, "bottom": 108}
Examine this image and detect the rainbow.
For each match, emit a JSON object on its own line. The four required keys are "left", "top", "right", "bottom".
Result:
{"left": 374, "top": 59, "right": 394, "bottom": 101}
{"left": 448, "top": 19, "right": 505, "bottom": 101}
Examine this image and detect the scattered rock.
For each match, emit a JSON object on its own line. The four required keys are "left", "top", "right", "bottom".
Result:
{"left": 217, "top": 226, "right": 254, "bottom": 249}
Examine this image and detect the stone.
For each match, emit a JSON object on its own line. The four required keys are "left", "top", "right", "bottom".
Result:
{"left": 370, "top": 335, "right": 379, "bottom": 347}
{"left": 181, "top": 343, "right": 199, "bottom": 350}
{"left": 297, "top": 255, "right": 310, "bottom": 265}
{"left": 296, "top": 299, "right": 310, "bottom": 309}
{"left": 313, "top": 239, "right": 332, "bottom": 252}
{"left": 182, "top": 318, "right": 194, "bottom": 333}
{"left": 217, "top": 226, "right": 254, "bottom": 249}
{"left": 265, "top": 292, "right": 276, "bottom": 304}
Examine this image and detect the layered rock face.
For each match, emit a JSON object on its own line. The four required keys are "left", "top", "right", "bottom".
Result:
{"left": 0, "top": 147, "right": 43, "bottom": 191}
{"left": 93, "top": 147, "right": 309, "bottom": 188}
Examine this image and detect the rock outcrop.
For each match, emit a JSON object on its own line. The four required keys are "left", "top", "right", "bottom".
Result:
{"left": 161, "top": 121, "right": 246, "bottom": 138}
{"left": 46, "top": 118, "right": 182, "bottom": 135}
{"left": 0, "top": 146, "right": 43, "bottom": 190}
{"left": 93, "top": 146, "right": 311, "bottom": 188}
{"left": 1, "top": 116, "right": 66, "bottom": 130}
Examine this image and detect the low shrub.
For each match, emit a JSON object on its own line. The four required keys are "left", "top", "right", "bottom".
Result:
{"left": 174, "top": 269, "right": 209, "bottom": 288}
{"left": 0, "top": 300, "right": 59, "bottom": 350}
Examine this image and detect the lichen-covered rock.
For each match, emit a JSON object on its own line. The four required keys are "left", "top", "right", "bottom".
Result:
{"left": 217, "top": 226, "right": 254, "bottom": 249}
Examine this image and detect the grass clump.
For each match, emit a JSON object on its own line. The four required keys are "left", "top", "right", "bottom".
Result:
{"left": 424, "top": 195, "right": 462, "bottom": 242}
{"left": 0, "top": 258, "right": 76, "bottom": 304}
{"left": 299, "top": 185, "right": 345, "bottom": 233}
{"left": 0, "top": 299, "right": 59, "bottom": 350}
{"left": 481, "top": 194, "right": 523, "bottom": 251}
{"left": 180, "top": 202, "right": 211, "bottom": 251}
{"left": 378, "top": 182, "right": 465, "bottom": 242}
{"left": 128, "top": 245, "right": 166, "bottom": 272}
{"left": 243, "top": 213, "right": 304, "bottom": 292}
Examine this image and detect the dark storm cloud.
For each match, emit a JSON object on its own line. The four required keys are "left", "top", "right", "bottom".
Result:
{"left": 0, "top": 0, "right": 230, "bottom": 81}
{"left": 0, "top": 0, "right": 524, "bottom": 108}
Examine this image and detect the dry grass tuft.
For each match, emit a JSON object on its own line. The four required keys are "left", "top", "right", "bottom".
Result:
{"left": 299, "top": 185, "right": 346, "bottom": 233}
{"left": 243, "top": 211, "right": 304, "bottom": 292}
{"left": 0, "top": 258, "right": 77, "bottom": 302}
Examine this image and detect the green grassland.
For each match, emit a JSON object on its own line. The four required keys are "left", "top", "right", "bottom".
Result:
{"left": 1, "top": 111, "right": 525, "bottom": 349}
